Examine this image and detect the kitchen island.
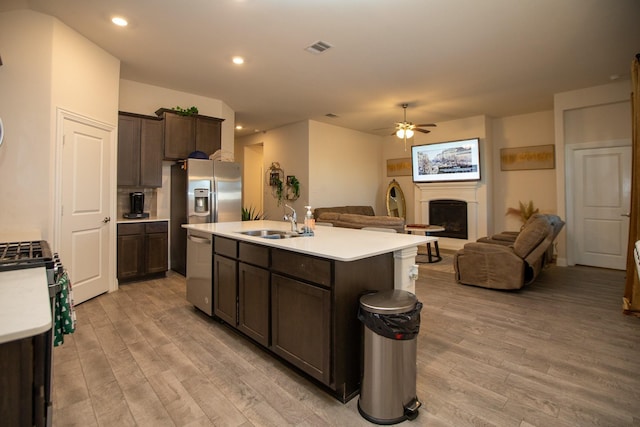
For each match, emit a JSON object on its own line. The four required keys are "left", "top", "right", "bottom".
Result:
{"left": 181, "top": 220, "right": 431, "bottom": 402}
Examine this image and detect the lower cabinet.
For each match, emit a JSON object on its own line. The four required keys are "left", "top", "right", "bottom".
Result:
{"left": 238, "top": 262, "right": 270, "bottom": 346}
{"left": 208, "top": 236, "right": 394, "bottom": 402}
{"left": 117, "top": 221, "right": 168, "bottom": 281}
{"left": 271, "top": 273, "right": 331, "bottom": 384}
{"left": 213, "top": 240, "right": 270, "bottom": 347}
{"left": 213, "top": 254, "right": 237, "bottom": 325}
{"left": 0, "top": 333, "right": 47, "bottom": 427}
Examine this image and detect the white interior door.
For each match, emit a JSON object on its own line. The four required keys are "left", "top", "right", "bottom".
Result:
{"left": 573, "top": 145, "right": 631, "bottom": 270}
{"left": 59, "top": 115, "right": 112, "bottom": 304}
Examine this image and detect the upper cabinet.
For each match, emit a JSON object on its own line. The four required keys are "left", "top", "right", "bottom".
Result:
{"left": 117, "top": 112, "right": 164, "bottom": 187}
{"left": 155, "top": 108, "right": 224, "bottom": 160}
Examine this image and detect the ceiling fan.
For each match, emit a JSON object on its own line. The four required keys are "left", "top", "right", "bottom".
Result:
{"left": 393, "top": 103, "right": 436, "bottom": 150}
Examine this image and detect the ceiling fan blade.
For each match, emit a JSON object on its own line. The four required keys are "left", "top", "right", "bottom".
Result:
{"left": 414, "top": 123, "right": 437, "bottom": 127}
{"left": 390, "top": 131, "right": 398, "bottom": 136}
{"left": 414, "top": 128, "right": 431, "bottom": 134}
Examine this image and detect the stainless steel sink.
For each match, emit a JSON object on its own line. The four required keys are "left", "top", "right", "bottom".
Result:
{"left": 238, "top": 229, "right": 299, "bottom": 239}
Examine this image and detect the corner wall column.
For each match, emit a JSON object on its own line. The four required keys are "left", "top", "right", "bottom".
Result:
{"left": 393, "top": 246, "right": 418, "bottom": 293}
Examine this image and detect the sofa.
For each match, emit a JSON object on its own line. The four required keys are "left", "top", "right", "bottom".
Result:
{"left": 313, "top": 206, "right": 405, "bottom": 233}
{"left": 453, "top": 214, "right": 565, "bottom": 290}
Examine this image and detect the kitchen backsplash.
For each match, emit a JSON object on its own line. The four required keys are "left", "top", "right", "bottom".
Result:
{"left": 117, "top": 188, "right": 157, "bottom": 218}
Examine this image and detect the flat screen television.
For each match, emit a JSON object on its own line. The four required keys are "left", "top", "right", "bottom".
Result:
{"left": 411, "top": 137, "right": 481, "bottom": 183}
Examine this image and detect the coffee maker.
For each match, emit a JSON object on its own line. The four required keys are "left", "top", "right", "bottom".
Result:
{"left": 123, "top": 192, "right": 149, "bottom": 219}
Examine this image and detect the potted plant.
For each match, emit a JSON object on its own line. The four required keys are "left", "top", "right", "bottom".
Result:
{"left": 286, "top": 175, "right": 300, "bottom": 201}
{"left": 242, "top": 206, "right": 265, "bottom": 221}
{"left": 506, "top": 200, "right": 539, "bottom": 225}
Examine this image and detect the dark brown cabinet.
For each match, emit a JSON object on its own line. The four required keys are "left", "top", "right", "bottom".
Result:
{"left": 271, "top": 273, "right": 331, "bottom": 384}
{"left": 117, "top": 112, "right": 164, "bottom": 187}
{"left": 207, "top": 236, "right": 395, "bottom": 402}
{"left": 117, "top": 221, "right": 168, "bottom": 281}
{"left": 213, "top": 238, "right": 271, "bottom": 347}
{"left": 213, "top": 253, "right": 237, "bottom": 324}
{"left": 238, "top": 262, "right": 270, "bottom": 347}
{"left": 155, "top": 108, "right": 223, "bottom": 160}
{"left": 0, "top": 333, "right": 47, "bottom": 427}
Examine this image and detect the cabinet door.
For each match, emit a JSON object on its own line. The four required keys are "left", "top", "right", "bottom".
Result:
{"left": 117, "top": 233, "right": 145, "bottom": 279}
{"left": 195, "top": 116, "right": 222, "bottom": 156}
{"left": 238, "top": 262, "right": 270, "bottom": 346}
{"left": 271, "top": 274, "right": 331, "bottom": 384}
{"left": 0, "top": 337, "right": 35, "bottom": 426}
{"left": 117, "top": 115, "right": 141, "bottom": 186}
{"left": 213, "top": 254, "right": 237, "bottom": 325}
{"left": 146, "top": 232, "right": 168, "bottom": 274}
{"left": 164, "top": 113, "right": 195, "bottom": 160}
{"left": 140, "top": 118, "right": 164, "bottom": 187}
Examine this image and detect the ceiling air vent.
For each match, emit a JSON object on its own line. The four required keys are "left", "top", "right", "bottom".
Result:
{"left": 305, "top": 41, "right": 333, "bottom": 54}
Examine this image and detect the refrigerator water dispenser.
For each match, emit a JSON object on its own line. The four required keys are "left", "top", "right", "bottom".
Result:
{"left": 194, "top": 188, "right": 209, "bottom": 213}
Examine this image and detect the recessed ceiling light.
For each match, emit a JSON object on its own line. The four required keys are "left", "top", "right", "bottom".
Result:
{"left": 232, "top": 56, "right": 245, "bottom": 65}
{"left": 112, "top": 16, "right": 128, "bottom": 27}
{"left": 235, "top": 125, "right": 243, "bottom": 130}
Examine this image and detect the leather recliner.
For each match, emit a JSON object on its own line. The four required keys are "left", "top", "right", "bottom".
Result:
{"left": 453, "top": 214, "right": 565, "bottom": 290}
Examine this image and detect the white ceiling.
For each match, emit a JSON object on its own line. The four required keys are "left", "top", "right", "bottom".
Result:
{"left": 3, "top": 0, "right": 640, "bottom": 137}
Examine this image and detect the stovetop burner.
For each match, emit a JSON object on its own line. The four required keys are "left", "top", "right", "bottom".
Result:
{"left": 0, "top": 240, "right": 53, "bottom": 271}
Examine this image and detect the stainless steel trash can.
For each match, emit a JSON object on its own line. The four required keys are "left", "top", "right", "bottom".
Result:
{"left": 358, "top": 290, "right": 422, "bottom": 424}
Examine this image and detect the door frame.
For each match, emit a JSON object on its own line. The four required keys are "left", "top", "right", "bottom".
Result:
{"left": 53, "top": 108, "right": 118, "bottom": 293}
{"left": 565, "top": 138, "right": 631, "bottom": 266}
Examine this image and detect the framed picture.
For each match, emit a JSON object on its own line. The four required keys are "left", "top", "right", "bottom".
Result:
{"left": 386, "top": 157, "right": 412, "bottom": 177}
{"left": 500, "top": 144, "right": 555, "bottom": 171}
{"left": 411, "top": 138, "right": 481, "bottom": 183}
{"left": 269, "top": 171, "right": 281, "bottom": 186}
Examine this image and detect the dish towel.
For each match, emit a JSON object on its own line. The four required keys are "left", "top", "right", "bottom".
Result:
{"left": 54, "top": 271, "right": 76, "bottom": 346}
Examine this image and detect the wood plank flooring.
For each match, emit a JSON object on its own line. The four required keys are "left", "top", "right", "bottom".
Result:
{"left": 52, "top": 255, "right": 640, "bottom": 426}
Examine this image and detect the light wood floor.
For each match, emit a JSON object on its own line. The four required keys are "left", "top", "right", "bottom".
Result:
{"left": 52, "top": 254, "right": 640, "bottom": 426}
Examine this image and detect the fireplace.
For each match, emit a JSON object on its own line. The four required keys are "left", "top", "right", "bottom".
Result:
{"left": 429, "top": 199, "right": 468, "bottom": 239}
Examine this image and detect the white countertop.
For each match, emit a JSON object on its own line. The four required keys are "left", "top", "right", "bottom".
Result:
{"left": 117, "top": 216, "right": 169, "bottom": 224}
{"left": 0, "top": 267, "right": 52, "bottom": 344}
{"left": 183, "top": 220, "right": 432, "bottom": 262}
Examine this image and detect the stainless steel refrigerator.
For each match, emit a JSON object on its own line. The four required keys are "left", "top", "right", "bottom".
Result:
{"left": 171, "top": 159, "right": 242, "bottom": 276}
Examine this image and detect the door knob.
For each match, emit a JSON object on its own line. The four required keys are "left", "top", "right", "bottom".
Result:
{"left": 621, "top": 213, "right": 630, "bottom": 217}
{"left": 103, "top": 216, "right": 111, "bottom": 223}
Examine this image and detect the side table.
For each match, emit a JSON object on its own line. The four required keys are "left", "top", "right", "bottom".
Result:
{"left": 405, "top": 224, "right": 445, "bottom": 263}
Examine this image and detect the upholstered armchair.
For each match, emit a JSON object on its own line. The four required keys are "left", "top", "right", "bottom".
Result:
{"left": 454, "top": 214, "right": 564, "bottom": 290}
{"left": 477, "top": 214, "right": 565, "bottom": 265}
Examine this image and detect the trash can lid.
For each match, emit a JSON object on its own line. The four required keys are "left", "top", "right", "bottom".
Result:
{"left": 359, "top": 290, "right": 417, "bottom": 314}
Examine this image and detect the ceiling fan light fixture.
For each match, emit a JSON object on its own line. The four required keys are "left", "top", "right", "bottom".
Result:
{"left": 396, "top": 128, "right": 414, "bottom": 139}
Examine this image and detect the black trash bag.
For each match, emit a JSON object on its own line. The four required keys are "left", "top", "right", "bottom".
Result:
{"left": 358, "top": 301, "right": 423, "bottom": 340}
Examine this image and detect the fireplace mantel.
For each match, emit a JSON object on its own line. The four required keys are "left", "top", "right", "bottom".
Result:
{"left": 414, "top": 182, "right": 489, "bottom": 250}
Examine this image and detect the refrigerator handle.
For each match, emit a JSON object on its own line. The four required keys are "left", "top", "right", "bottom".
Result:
{"left": 211, "top": 179, "right": 218, "bottom": 222}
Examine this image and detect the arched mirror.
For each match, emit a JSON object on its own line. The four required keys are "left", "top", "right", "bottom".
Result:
{"left": 386, "top": 179, "right": 406, "bottom": 219}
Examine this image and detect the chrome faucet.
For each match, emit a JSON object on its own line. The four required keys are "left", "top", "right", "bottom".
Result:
{"left": 284, "top": 204, "right": 297, "bottom": 232}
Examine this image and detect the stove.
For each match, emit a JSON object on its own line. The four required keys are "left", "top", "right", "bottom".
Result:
{"left": 0, "top": 239, "right": 64, "bottom": 427}
{"left": 0, "top": 240, "right": 54, "bottom": 272}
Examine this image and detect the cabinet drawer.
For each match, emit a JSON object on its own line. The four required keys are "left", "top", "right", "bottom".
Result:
{"left": 239, "top": 242, "right": 269, "bottom": 268}
{"left": 215, "top": 236, "right": 238, "bottom": 258}
{"left": 271, "top": 249, "right": 331, "bottom": 288}
{"left": 118, "top": 223, "right": 144, "bottom": 236}
{"left": 145, "top": 221, "right": 168, "bottom": 234}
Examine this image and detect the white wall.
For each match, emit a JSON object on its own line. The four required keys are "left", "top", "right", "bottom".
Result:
{"left": 309, "top": 120, "right": 383, "bottom": 214}
{"left": 0, "top": 10, "right": 119, "bottom": 241}
{"left": 492, "top": 110, "right": 556, "bottom": 232}
{"left": 554, "top": 80, "right": 632, "bottom": 265}
{"left": 382, "top": 115, "right": 491, "bottom": 229}
{"left": 236, "top": 119, "right": 383, "bottom": 221}
{"left": 236, "top": 121, "right": 309, "bottom": 221}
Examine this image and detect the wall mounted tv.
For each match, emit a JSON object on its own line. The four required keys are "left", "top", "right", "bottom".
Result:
{"left": 411, "top": 137, "right": 481, "bottom": 183}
